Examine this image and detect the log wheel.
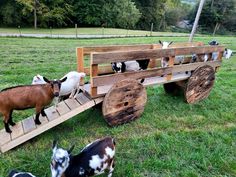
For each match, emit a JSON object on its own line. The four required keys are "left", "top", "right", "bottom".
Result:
{"left": 102, "top": 79, "right": 147, "bottom": 126}
{"left": 185, "top": 65, "right": 215, "bottom": 104}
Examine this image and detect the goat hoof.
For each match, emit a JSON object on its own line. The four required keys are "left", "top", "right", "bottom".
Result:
{"left": 6, "top": 129, "right": 12, "bottom": 134}
{"left": 10, "top": 122, "right": 16, "bottom": 126}
{"left": 35, "top": 120, "right": 41, "bottom": 125}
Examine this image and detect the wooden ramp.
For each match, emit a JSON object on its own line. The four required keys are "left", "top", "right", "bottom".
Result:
{"left": 0, "top": 93, "right": 104, "bottom": 153}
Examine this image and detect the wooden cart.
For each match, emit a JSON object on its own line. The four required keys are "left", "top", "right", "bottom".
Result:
{"left": 0, "top": 42, "right": 225, "bottom": 153}
{"left": 77, "top": 42, "right": 225, "bottom": 126}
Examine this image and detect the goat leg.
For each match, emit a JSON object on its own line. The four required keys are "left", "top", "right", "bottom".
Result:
{"left": 35, "top": 112, "right": 41, "bottom": 125}
{"left": 108, "top": 159, "right": 115, "bottom": 177}
{"left": 4, "top": 121, "right": 12, "bottom": 133}
{"left": 8, "top": 110, "right": 16, "bottom": 126}
{"left": 69, "top": 88, "right": 76, "bottom": 99}
{"left": 41, "top": 108, "right": 47, "bottom": 117}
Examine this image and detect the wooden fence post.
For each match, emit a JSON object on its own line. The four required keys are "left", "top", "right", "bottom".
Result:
{"left": 90, "top": 53, "right": 98, "bottom": 97}
{"left": 166, "top": 56, "right": 175, "bottom": 81}
{"left": 77, "top": 47, "right": 84, "bottom": 85}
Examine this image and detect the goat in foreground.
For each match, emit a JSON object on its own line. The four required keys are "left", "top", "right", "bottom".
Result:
{"left": 32, "top": 71, "right": 86, "bottom": 100}
{"left": 8, "top": 170, "right": 36, "bottom": 177}
{"left": 51, "top": 137, "right": 115, "bottom": 177}
{"left": 0, "top": 77, "right": 67, "bottom": 133}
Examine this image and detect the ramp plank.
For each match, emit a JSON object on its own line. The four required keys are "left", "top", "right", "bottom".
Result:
{"left": 76, "top": 93, "right": 91, "bottom": 104}
{"left": 64, "top": 99, "right": 81, "bottom": 110}
{"left": 22, "top": 116, "right": 36, "bottom": 134}
{"left": 56, "top": 101, "right": 71, "bottom": 115}
{"left": 0, "top": 129, "right": 11, "bottom": 146}
{"left": 45, "top": 106, "right": 60, "bottom": 121}
{"left": 94, "top": 97, "right": 104, "bottom": 104}
{"left": 11, "top": 122, "right": 24, "bottom": 140}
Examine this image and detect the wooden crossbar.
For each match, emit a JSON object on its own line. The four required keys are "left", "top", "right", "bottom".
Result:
{"left": 0, "top": 93, "right": 103, "bottom": 153}
{"left": 91, "top": 61, "right": 221, "bottom": 87}
{"left": 82, "top": 42, "right": 204, "bottom": 55}
{"left": 91, "top": 46, "right": 225, "bottom": 64}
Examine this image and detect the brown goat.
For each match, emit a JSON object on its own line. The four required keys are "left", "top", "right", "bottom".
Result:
{"left": 0, "top": 77, "right": 67, "bottom": 133}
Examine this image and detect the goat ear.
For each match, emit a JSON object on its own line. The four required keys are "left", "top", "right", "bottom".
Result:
{"left": 159, "top": 40, "right": 162, "bottom": 45}
{"left": 60, "top": 77, "right": 67, "bottom": 83}
{"left": 43, "top": 77, "right": 50, "bottom": 83}
{"left": 67, "top": 145, "right": 75, "bottom": 154}
{"left": 168, "top": 41, "right": 173, "bottom": 46}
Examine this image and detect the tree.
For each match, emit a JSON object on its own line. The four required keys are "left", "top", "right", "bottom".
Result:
{"left": 0, "top": 0, "right": 22, "bottom": 26}
{"left": 134, "top": 0, "right": 167, "bottom": 30}
{"left": 189, "top": 0, "right": 236, "bottom": 34}
{"left": 73, "top": 0, "right": 141, "bottom": 29}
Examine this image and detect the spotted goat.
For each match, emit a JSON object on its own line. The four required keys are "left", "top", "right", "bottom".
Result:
{"left": 51, "top": 137, "right": 116, "bottom": 177}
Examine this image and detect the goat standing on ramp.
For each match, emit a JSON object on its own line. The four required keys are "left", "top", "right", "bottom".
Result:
{"left": 0, "top": 77, "right": 67, "bottom": 133}
{"left": 51, "top": 137, "right": 116, "bottom": 177}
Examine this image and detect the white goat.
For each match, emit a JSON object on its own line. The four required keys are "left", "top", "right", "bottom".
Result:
{"left": 32, "top": 71, "right": 86, "bottom": 99}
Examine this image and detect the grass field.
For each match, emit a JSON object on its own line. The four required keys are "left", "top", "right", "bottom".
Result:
{"left": 0, "top": 36, "right": 235, "bottom": 177}
{"left": 0, "top": 27, "right": 191, "bottom": 37}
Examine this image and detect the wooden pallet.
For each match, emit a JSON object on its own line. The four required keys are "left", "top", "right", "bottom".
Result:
{"left": 0, "top": 93, "right": 104, "bottom": 153}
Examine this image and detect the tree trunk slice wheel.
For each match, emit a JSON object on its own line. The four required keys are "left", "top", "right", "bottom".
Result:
{"left": 185, "top": 65, "right": 215, "bottom": 104}
{"left": 102, "top": 79, "right": 147, "bottom": 126}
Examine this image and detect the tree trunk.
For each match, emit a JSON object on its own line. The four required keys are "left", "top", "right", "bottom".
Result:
{"left": 213, "top": 22, "right": 220, "bottom": 36}
{"left": 34, "top": 0, "right": 37, "bottom": 29}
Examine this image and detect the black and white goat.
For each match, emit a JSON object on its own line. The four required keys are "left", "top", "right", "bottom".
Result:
{"left": 192, "top": 40, "right": 233, "bottom": 62}
{"left": 51, "top": 137, "right": 116, "bottom": 177}
{"left": 111, "top": 60, "right": 149, "bottom": 73}
{"left": 8, "top": 170, "right": 36, "bottom": 177}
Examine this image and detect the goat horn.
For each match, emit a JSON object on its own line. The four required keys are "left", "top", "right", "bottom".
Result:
{"left": 68, "top": 145, "right": 75, "bottom": 154}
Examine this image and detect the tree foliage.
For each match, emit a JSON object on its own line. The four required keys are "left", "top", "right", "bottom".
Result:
{"left": 189, "top": 0, "right": 236, "bottom": 34}
{"left": 0, "top": 0, "right": 235, "bottom": 34}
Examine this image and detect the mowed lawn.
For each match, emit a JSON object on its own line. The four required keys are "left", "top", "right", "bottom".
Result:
{"left": 0, "top": 27, "right": 190, "bottom": 36}
{"left": 0, "top": 36, "right": 235, "bottom": 177}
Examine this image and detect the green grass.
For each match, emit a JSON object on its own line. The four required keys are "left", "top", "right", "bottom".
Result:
{"left": 0, "top": 27, "right": 191, "bottom": 36}
{"left": 0, "top": 36, "right": 235, "bottom": 177}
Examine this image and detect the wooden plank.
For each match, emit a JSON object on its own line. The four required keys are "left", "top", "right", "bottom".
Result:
{"left": 77, "top": 47, "right": 84, "bottom": 85}
{"left": 82, "top": 42, "right": 204, "bottom": 55}
{"left": 83, "top": 44, "right": 153, "bottom": 55}
{"left": 56, "top": 101, "right": 71, "bottom": 115}
{"left": 166, "top": 56, "right": 175, "bottom": 81}
{"left": 172, "top": 61, "right": 221, "bottom": 73}
{"left": 22, "top": 116, "right": 36, "bottom": 134}
{"left": 10, "top": 122, "right": 24, "bottom": 140}
{"left": 91, "top": 61, "right": 221, "bottom": 87}
{"left": 93, "top": 97, "right": 104, "bottom": 104}
{"left": 77, "top": 47, "right": 84, "bottom": 72}
{"left": 86, "top": 73, "right": 192, "bottom": 98}
{"left": 0, "top": 101, "right": 96, "bottom": 153}
{"left": 76, "top": 93, "right": 91, "bottom": 104}
{"left": 91, "top": 46, "right": 225, "bottom": 64}
{"left": 0, "top": 129, "right": 11, "bottom": 147}
{"left": 64, "top": 98, "right": 81, "bottom": 110}
{"left": 44, "top": 106, "right": 60, "bottom": 121}
{"left": 90, "top": 62, "right": 98, "bottom": 97}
